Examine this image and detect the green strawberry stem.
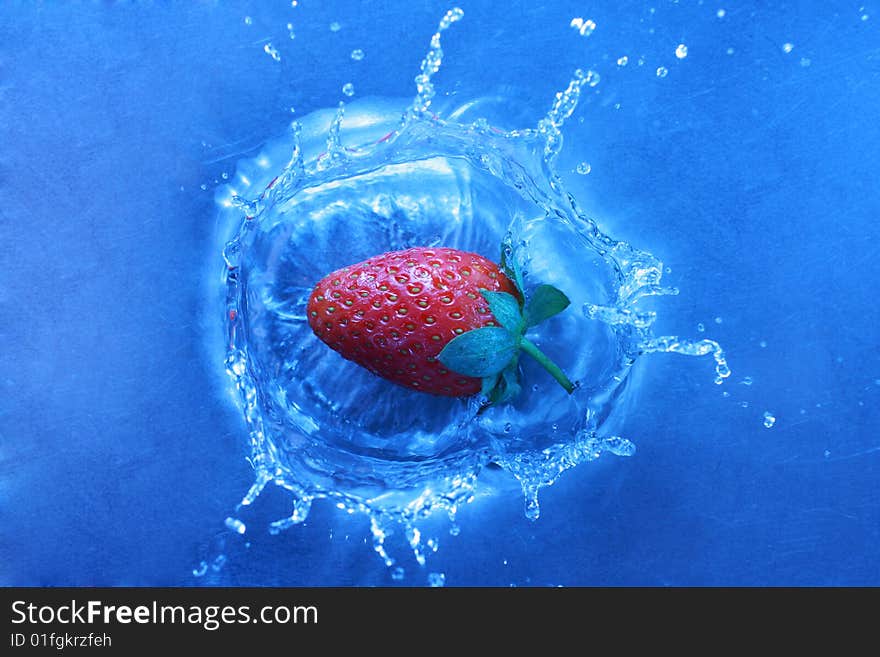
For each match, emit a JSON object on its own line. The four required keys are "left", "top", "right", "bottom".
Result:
{"left": 520, "top": 337, "right": 575, "bottom": 394}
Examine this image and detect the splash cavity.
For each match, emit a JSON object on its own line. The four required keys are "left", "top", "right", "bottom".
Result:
{"left": 214, "top": 8, "right": 728, "bottom": 578}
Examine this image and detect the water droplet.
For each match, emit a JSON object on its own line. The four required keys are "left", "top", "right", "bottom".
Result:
{"left": 569, "top": 17, "right": 597, "bottom": 36}
{"left": 263, "top": 43, "right": 281, "bottom": 62}
{"left": 243, "top": 16, "right": 253, "bottom": 26}
{"left": 576, "top": 162, "right": 592, "bottom": 175}
{"left": 428, "top": 572, "right": 446, "bottom": 587}
{"left": 224, "top": 517, "right": 246, "bottom": 534}
{"left": 717, "top": 8, "right": 726, "bottom": 18}
{"left": 763, "top": 411, "right": 776, "bottom": 428}
{"left": 342, "top": 82, "right": 355, "bottom": 97}
{"left": 696, "top": 322, "right": 705, "bottom": 332}
{"left": 601, "top": 436, "right": 636, "bottom": 457}
{"left": 656, "top": 66, "right": 669, "bottom": 78}
{"left": 617, "top": 55, "right": 629, "bottom": 67}
{"left": 675, "top": 44, "right": 688, "bottom": 59}
{"left": 330, "top": 21, "right": 341, "bottom": 32}
{"left": 351, "top": 48, "right": 365, "bottom": 61}
{"left": 391, "top": 567, "right": 405, "bottom": 581}
{"left": 782, "top": 42, "right": 794, "bottom": 54}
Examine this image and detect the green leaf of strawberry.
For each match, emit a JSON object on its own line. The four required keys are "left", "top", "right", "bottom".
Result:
{"left": 524, "top": 284, "right": 570, "bottom": 327}
{"left": 436, "top": 326, "right": 519, "bottom": 377}
{"left": 500, "top": 238, "right": 525, "bottom": 295}
{"left": 479, "top": 290, "right": 523, "bottom": 332}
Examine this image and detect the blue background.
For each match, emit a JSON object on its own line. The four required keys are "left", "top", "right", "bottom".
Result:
{"left": 2, "top": 0, "right": 877, "bottom": 586}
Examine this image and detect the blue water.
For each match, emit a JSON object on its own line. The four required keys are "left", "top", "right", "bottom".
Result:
{"left": 2, "top": 1, "right": 878, "bottom": 586}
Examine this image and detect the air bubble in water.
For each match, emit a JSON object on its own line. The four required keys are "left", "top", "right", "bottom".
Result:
{"left": 675, "top": 44, "right": 688, "bottom": 59}
{"left": 696, "top": 322, "right": 705, "bottom": 332}
{"left": 656, "top": 66, "right": 668, "bottom": 78}
{"left": 391, "top": 567, "right": 405, "bottom": 581}
{"left": 264, "top": 43, "right": 281, "bottom": 62}
{"left": 763, "top": 411, "right": 776, "bottom": 428}
{"left": 330, "top": 21, "right": 341, "bottom": 32}
{"left": 782, "top": 43, "right": 794, "bottom": 54}
{"left": 714, "top": 316, "right": 723, "bottom": 324}
{"left": 726, "top": 47, "right": 735, "bottom": 55}
{"left": 717, "top": 8, "right": 726, "bottom": 18}
{"left": 428, "top": 572, "right": 447, "bottom": 587}
{"left": 576, "top": 162, "right": 592, "bottom": 175}
{"left": 800, "top": 57, "right": 811, "bottom": 67}
{"left": 740, "top": 376, "right": 753, "bottom": 386}
{"left": 192, "top": 561, "right": 208, "bottom": 577}
{"left": 342, "top": 82, "right": 355, "bottom": 97}
{"left": 617, "top": 55, "right": 629, "bottom": 67}
{"left": 244, "top": 16, "right": 253, "bottom": 26}
{"left": 351, "top": 49, "right": 365, "bottom": 61}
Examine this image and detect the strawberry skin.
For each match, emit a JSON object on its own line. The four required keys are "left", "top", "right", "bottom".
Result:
{"left": 307, "top": 247, "right": 518, "bottom": 396}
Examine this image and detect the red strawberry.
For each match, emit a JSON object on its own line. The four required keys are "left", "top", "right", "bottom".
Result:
{"left": 307, "top": 246, "right": 574, "bottom": 402}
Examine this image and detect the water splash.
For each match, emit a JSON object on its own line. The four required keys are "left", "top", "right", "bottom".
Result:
{"left": 214, "top": 8, "right": 728, "bottom": 579}
{"left": 410, "top": 8, "right": 463, "bottom": 116}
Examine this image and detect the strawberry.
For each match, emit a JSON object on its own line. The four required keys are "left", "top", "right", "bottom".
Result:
{"left": 307, "top": 246, "right": 574, "bottom": 403}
